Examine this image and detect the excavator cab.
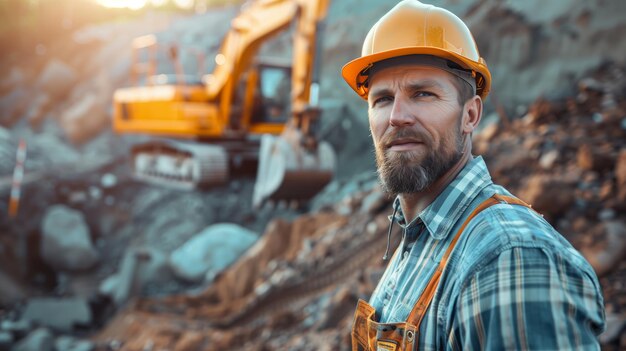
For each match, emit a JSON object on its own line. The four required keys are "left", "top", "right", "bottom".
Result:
{"left": 252, "top": 63, "right": 291, "bottom": 125}
{"left": 238, "top": 62, "right": 291, "bottom": 135}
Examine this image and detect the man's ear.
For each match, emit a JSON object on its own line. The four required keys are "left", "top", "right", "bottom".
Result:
{"left": 462, "top": 95, "right": 482, "bottom": 134}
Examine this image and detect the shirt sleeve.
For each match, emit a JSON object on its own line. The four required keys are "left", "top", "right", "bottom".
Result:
{"left": 446, "top": 247, "right": 606, "bottom": 350}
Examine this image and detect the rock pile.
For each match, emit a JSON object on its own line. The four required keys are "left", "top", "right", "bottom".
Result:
{"left": 476, "top": 62, "right": 626, "bottom": 278}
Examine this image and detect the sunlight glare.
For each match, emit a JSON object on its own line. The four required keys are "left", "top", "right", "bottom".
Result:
{"left": 96, "top": 0, "right": 147, "bottom": 10}
{"left": 173, "top": 0, "right": 194, "bottom": 10}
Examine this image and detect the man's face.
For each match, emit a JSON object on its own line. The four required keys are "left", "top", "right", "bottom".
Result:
{"left": 368, "top": 64, "right": 466, "bottom": 196}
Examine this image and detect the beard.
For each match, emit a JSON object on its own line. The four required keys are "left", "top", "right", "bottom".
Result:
{"left": 374, "top": 118, "right": 465, "bottom": 196}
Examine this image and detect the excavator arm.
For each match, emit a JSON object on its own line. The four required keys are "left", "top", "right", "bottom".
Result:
{"left": 230, "top": 0, "right": 334, "bottom": 207}
{"left": 206, "top": 0, "right": 330, "bottom": 131}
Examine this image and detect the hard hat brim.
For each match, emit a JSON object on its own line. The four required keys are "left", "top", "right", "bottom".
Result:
{"left": 341, "top": 46, "right": 491, "bottom": 100}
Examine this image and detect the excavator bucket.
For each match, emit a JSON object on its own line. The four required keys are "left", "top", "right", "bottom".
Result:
{"left": 253, "top": 133, "right": 335, "bottom": 208}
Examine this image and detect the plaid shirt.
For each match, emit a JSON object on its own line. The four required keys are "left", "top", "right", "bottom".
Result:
{"left": 369, "top": 156, "right": 606, "bottom": 350}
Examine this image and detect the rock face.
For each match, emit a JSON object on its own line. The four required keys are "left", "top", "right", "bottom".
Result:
{"left": 465, "top": 0, "right": 626, "bottom": 107}
{"left": 40, "top": 205, "right": 100, "bottom": 271}
{"left": 169, "top": 223, "right": 258, "bottom": 283}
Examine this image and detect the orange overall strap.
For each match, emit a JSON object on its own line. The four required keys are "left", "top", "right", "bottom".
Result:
{"left": 405, "top": 194, "right": 531, "bottom": 327}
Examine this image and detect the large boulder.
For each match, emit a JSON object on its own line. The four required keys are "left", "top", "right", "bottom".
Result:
{"left": 169, "top": 223, "right": 258, "bottom": 283}
{"left": 40, "top": 205, "right": 100, "bottom": 272}
{"left": 21, "top": 297, "right": 92, "bottom": 332}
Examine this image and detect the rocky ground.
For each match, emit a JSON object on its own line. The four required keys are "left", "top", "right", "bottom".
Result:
{"left": 0, "top": 0, "right": 625, "bottom": 350}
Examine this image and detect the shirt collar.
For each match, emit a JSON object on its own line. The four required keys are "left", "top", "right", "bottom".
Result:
{"left": 392, "top": 156, "right": 493, "bottom": 240}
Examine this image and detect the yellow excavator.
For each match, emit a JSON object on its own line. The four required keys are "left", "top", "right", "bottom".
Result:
{"left": 112, "top": 0, "right": 335, "bottom": 207}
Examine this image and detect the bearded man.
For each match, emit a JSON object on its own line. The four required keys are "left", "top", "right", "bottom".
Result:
{"left": 341, "top": 1, "right": 606, "bottom": 350}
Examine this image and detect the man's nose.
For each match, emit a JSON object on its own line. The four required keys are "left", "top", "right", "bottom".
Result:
{"left": 389, "top": 98, "right": 416, "bottom": 127}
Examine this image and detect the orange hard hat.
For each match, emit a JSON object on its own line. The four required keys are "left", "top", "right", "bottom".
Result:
{"left": 342, "top": 0, "right": 491, "bottom": 100}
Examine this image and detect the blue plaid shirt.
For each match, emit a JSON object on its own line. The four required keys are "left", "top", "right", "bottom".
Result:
{"left": 370, "top": 156, "right": 606, "bottom": 350}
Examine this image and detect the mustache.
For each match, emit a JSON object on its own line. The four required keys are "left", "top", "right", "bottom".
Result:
{"left": 380, "top": 128, "right": 431, "bottom": 149}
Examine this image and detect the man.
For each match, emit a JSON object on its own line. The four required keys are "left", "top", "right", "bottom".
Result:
{"left": 341, "top": 1, "right": 606, "bottom": 350}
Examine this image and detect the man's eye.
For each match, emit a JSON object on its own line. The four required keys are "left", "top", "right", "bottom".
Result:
{"left": 414, "top": 91, "right": 434, "bottom": 98}
{"left": 372, "top": 96, "right": 392, "bottom": 107}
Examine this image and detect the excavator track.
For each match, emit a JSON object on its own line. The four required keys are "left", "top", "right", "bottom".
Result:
{"left": 131, "top": 140, "right": 228, "bottom": 189}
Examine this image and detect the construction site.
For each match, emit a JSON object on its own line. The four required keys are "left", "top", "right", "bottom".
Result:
{"left": 0, "top": 0, "right": 625, "bottom": 350}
